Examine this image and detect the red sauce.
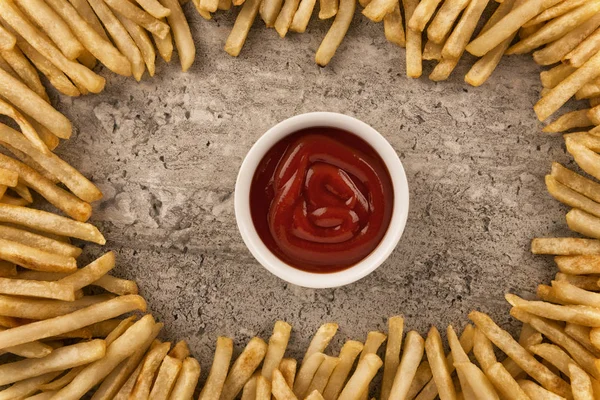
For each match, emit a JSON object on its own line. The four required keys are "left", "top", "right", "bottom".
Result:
{"left": 250, "top": 127, "right": 394, "bottom": 273}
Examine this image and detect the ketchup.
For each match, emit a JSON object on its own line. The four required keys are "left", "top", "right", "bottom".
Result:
{"left": 250, "top": 127, "right": 394, "bottom": 273}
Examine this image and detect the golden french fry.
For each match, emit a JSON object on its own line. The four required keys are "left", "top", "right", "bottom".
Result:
{"left": 159, "top": 0, "right": 195, "bottom": 71}
{"left": 362, "top": 0, "right": 395, "bottom": 23}
{"left": 541, "top": 64, "right": 577, "bottom": 89}
{"left": 0, "top": 340, "right": 106, "bottom": 385}
{"left": 18, "top": 270, "right": 138, "bottom": 295}
{"left": 318, "top": 0, "right": 337, "bottom": 19}
{"left": 552, "top": 279, "right": 600, "bottom": 306}
{"left": 0, "top": 294, "right": 146, "bottom": 350}
{"left": 509, "top": 0, "right": 600, "bottom": 55}
{"left": 289, "top": 0, "right": 315, "bottom": 32}
{"left": 168, "top": 340, "right": 190, "bottom": 360}
{"left": 323, "top": 341, "right": 363, "bottom": 400}
{"left": 113, "top": 361, "right": 143, "bottom": 400}
{"left": 557, "top": 272, "right": 600, "bottom": 292}
{"left": 578, "top": 77, "right": 600, "bottom": 100}
{"left": 280, "top": 358, "right": 297, "bottom": 388}
{"left": 0, "top": 46, "right": 47, "bottom": 102}
{"left": 442, "top": 0, "right": 490, "bottom": 60}
{"left": 256, "top": 375, "right": 272, "bottom": 400}
{"left": 357, "top": 331, "right": 386, "bottom": 400}
{"left": 200, "top": 0, "right": 219, "bottom": 12}
{"left": 130, "top": 341, "right": 171, "bottom": 400}
{"left": 538, "top": 283, "right": 568, "bottom": 304}
{"left": 168, "top": 357, "right": 200, "bottom": 400}
{"left": 294, "top": 353, "right": 325, "bottom": 399}
{"left": 103, "top": 0, "right": 170, "bottom": 38}
{"left": 262, "top": 321, "right": 292, "bottom": 380}
{"left": 533, "top": 13, "right": 600, "bottom": 66}
{"left": 405, "top": 361, "right": 431, "bottom": 399}
{"left": 92, "top": 322, "right": 163, "bottom": 400}
{"left": 337, "top": 353, "right": 382, "bottom": 400}
{"left": 466, "top": 0, "right": 563, "bottom": 56}
{"left": 567, "top": 26, "right": 600, "bottom": 68}
{"left": 303, "top": 323, "right": 338, "bottom": 365}
{"left": 58, "top": 252, "right": 115, "bottom": 291}
{"left": 273, "top": 0, "right": 300, "bottom": 37}
{"left": 473, "top": 328, "right": 496, "bottom": 371}
{"left": 149, "top": 355, "right": 182, "bottom": 400}
{"left": 384, "top": 2, "right": 405, "bottom": 46}
{"left": 221, "top": 337, "right": 268, "bottom": 400}
{"left": 272, "top": 368, "right": 297, "bottom": 400}
{"left": 135, "top": 0, "right": 171, "bottom": 18}
{"left": 525, "top": 0, "right": 587, "bottom": 27}
{"left": 0, "top": 371, "right": 61, "bottom": 399}
{"left": 543, "top": 110, "right": 593, "bottom": 132}
{"left": 113, "top": 15, "right": 154, "bottom": 76}
{"left": 429, "top": 57, "right": 459, "bottom": 81}
{"left": 153, "top": 24, "right": 173, "bottom": 61}
{"left": 408, "top": 0, "right": 441, "bottom": 31}
{"left": 381, "top": 316, "right": 404, "bottom": 400}
{"left": 546, "top": 175, "right": 600, "bottom": 218}
{"left": 553, "top": 161, "right": 600, "bottom": 203}
{"left": 0, "top": 167, "right": 16, "bottom": 186}
{"left": 424, "top": 326, "right": 455, "bottom": 400}
{"left": 259, "top": 0, "right": 283, "bottom": 24}
{"left": 14, "top": 0, "right": 84, "bottom": 59}
{"left": 485, "top": 362, "right": 529, "bottom": 400}
{"left": 427, "top": 0, "right": 470, "bottom": 44}
{"left": 0, "top": 22, "right": 15, "bottom": 49}
{"left": 403, "top": 0, "right": 421, "bottom": 78}
{"left": 569, "top": 363, "right": 595, "bottom": 399}
{"left": 314, "top": 0, "right": 354, "bottom": 66}
{"left": 0, "top": 293, "right": 114, "bottom": 319}
{"left": 507, "top": 292, "right": 600, "bottom": 326}
{"left": 529, "top": 343, "right": 578, "bottom": 379}
{"left": 0, "top": 99, "right": 49, "bottom": 154}
{"left": 469, "top": 310, "right": 570, "bottom": 396}
{"left": 567, "top": 208, "right": 600, "bottom": 240}
{"left": 0, "top": 329, "right": 53, "bottom": 358}
{"left": 0, "top": 239, "right": 76, "bottom": 274}
{"left": 387, "top": 330, "right": 425, "bottom": 400}
{"left": 224, "top": 0, "right": 261, "bottom": 56}
{"left": 531, "top": 236, "right": 600, "bottom": 255}
{"left": 566, "top": 323, "right": 600, "bottom": 356}
{"left": 304, "top": 390, "right": 324, "bottom": 400}
{"left": 510, "top": 308, "right": 600, "bottom": 379}
{"left": 307, "top": 355, "right": 339, "bottom": 394}
{"left": 241, "top": 373, "right": 257, "bottom": 400}
{"left": 455, "top": 362, "right": 500, "bottom": 399}
{"left": 518, "top": 379, "right": 565, "bottom": 400}
{"left": 198, "top": 336, "right": 234, "bottom": 400}
{"left": 39, "top": 367, "right": 84, "bottom": 391}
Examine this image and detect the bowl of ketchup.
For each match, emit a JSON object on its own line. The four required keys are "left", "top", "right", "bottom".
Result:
{"left": 235, "top": 112, "right": 409, "bottom": 288}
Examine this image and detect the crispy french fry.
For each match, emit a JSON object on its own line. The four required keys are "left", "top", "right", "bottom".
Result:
{"left": 280, "top": 358, "right": 297, "bottom": 388}
{"left": 403, "top": 0, "right": 421, "bottom": 78}
{"left": 225, "top": 0, "right": 261, "bottom": 56}
{"left": 0, "top": 340, "right": 106, "bottom": 385}
{"left": 319, "top": 0, "right": 337, "bottom": 19}
{"left": 408, "top": 0, "right": 441, "bottom": 31}
{"left": 0, "top": 100, "right": 49, "bottom": 154}
{"left": 307, "top": 356, "right": 340, "bottom": 394}
{"left": 454, "top": 362, "right": 499, "bottom": 399}
{"left": 103, "top": 0, "right": 169, "bottom": 38}
{"left": 58, "top": 252, "right": 115, "bottom": 291}
{"left": 525, "top": 0, "right": 588, "bottom": 27}
{"left": 405, "top": 361, "right": 431, "bottom": 399}
{"left": 201, "top": 0, "right": 219, "bottom": 12}
{"left": 578, "top": 77, "right": 600, "bottom": 100}
{"left": 569, "top": 363, "right": 595, "bottom": 400}
{"left": 168, "top": 357, "right": 200, "bottom": 400}
{"left": 552, "top": 279, "right": 600, "bottom": 306}
{"left": 315, "top": 0, "right": 354, "bottom": 65}
{"left": 256, "top": 375, "right": 272, "bottom": 400}
{"left": 39, "top": 367, "right": 84, "bottom": 391}
{"left": 0, "top": 239, "right": 76, "bottom": 274}
{"left": 14, "top": 0, "right": 84, "bottom": 59}
{"left": 507, "top": 292, "right": 600, "bottom": 326}
{"left": 0, "top": 46, "right": 47, "bottom": 102}
{"left": 357, "top": 331, "right": 386, "bottom": 400}
{"left": 0, "top": 22, "right": 15, "bottom": 49}
{"left": 323, "top": 341, "right": 363, "bottom": 400}
{"left": 294, "top": 353, "right": 325, "bottom": 399}
{"left": 384, "top": 3, "right": 405, "bottom": 46}
{"left": 262, "top": 321, "right": 292, "bottom": 380}
{"left": 541, "top": 64, "right": 577, "bottom": 89}
{"left": 198, "top": 336, "right": 234, "bottom": 400}
{"left": 543, "top": 110, "right": 593, "bottom": 132}
{"left": 337, "top": 354, "right": 382, "bottom": 400}
{"left": 303, "top": 323, "right": 338, "bottom": 365}
{"left": 168, "top": 340, "right": 190, "bottom": 360}
{"left": 442, "top": 0, "right": 490, "bottom": 60}
{"left": 567, "top": 208, "right": 600, "bottom": 240}
{"left": 567, "top": 26, "right": 600, "bottom": 68}
{"left": 221, "top": 337, "right": 268, "bottom": 400}
{"left": 381, "top": 316, "right": 404, "bottom": 400}
{"left": 273, "top": 0, "right": 300, "bottom": 37}
{"left": 557, "top": 272, "right": 600, "bottom": 291}
{"left": 429, "top": 57, "right": 459, "bottom": 81}
{"left": 242, "top": 373, "right": 257, "bottom": 400}
{"left": 424, "top": 326, "right": 456, "bottom": 400}
{"left": 469, "top": 310, "right": 570, "bottom": 396}
{"left": 552, "top": 162, "right": 600, "bottom": 204}
{"left": 518, "top": 380, "right": 565, "bottom": 400}
{"left": 259, "top": 0, "right": 283, "bottom": 24}
{"left": 0, "top": 293, "right": 114, "bottom": 319}
{"left": 130, "top": 341, "right": 171, "bottom": 400}
{"left": 473, "top": 328, "right": 496, "bottom": 371}
{"left": 272, "top": 369, "right": 297, "bottom": 400}
{"left": 0, "top": 329, "right": 53, "bottom": 358}
{"left": 538, "top": 283, "right": 567, "bottom": 304}
{"left": 485, "top": 362, "right": 528, "bottom": 400}
{"left": 362, "top": 0, "right": 395, "bottom": 22}
{"left": 0, "top": 371, "right": 61, "bottom": 400}
{"left": 113, "top": 361, "right": 143, "bottom": 400}
{"left": 427, "top": 0, "right": 470, "bottom": 44}
{"left": 113, "top": 15, "right": 155, "bottom": 77}
{"left": 159, "top": 0, "right": 195, "bottom": 71}
{"left": 135, "top": 0, "right": 171, "bottom": 18}
{"left": 0, "top": 294, "right": 146, "bottom": 350}
{"left": 565, "top": 323, "right": 600, "bottom": 356}
{"left": 305, "top": 390, "right": 324, "bottom": 400}
{"left": 529, "top": 343, "right": 576, "bottom": 377}
{"left": 289, "top": 0, "right": 316, "bottom": 32}
{"left": 388, "top": 330, "right": 424, "bottom": 400}
{"left": 153, "top": 24, "right": 173, "bottom": 61}
{"left": 18, "top": 270, "right": 138, "bottom": 295}
{"left": 149, "top": 354, "right": 182, "bottom": 400}
{"left": 546, "top": 175, "right": 600, "bottom": 218}
{"left": 0, "top": 167, "right": 16, "bottom": 187}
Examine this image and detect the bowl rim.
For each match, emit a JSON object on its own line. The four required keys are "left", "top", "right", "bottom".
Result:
{"left": 234, "top": 112, "right": 410, "bottom": 288}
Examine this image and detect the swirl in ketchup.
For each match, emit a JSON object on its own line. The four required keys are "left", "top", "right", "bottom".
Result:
{"left": 250, "top": 127, "right": 394, "bottom": 273}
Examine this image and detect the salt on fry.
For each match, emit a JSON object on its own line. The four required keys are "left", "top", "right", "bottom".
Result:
{"left": 198, "top": 336, "right": 234, "bottom": 400}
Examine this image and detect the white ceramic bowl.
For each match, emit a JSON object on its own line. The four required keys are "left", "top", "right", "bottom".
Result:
{"left": 235, "top": 112, "right": 409, "bottom": 288}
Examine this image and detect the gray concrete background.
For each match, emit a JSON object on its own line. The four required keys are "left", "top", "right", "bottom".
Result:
{"left": 50, "top": 3, "right": 580, "bottom": 382}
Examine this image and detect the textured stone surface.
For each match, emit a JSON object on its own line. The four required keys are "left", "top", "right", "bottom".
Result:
{"left": 51, "top": 4, "right": 577, "bottom": 380}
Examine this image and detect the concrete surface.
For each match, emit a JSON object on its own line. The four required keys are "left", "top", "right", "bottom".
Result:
{"left": 51, "top": 3, "right": 580, "bottom": 386}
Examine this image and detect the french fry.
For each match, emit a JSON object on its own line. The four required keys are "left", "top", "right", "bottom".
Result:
{"left": 280, "top": 358, "right": 297, "bottom": 388}
{"left": 198, "top": 336, "right": 234, "bottom": 400}
{"left": 556, "top": 272, "right": 600, "bottom": 291}
{"left": 524, "top": 0, "right": 588, "bottom": 27}
{"left": 103, "top": 0, "right": 170, "bottom": 38}
{"left": 135, "top": 0, "right": 171, "bottom": 18}
{"left": 319, "top": 0, "right": 337, "bottom": 19}
{"left": 58, "top": 252, "right": 116, "bottom": 291}
{"left": 168, "top": 340, "right": 190, "bottom": 360}
{"left": 442, "top": 0, "right": 490, "bottom": 60}
{"left": 0, "top": 371, "right": 61, "bottom": 400}
{"left": 273, "top": 0, "right": 299, "bottom": 37}
{"left": 384, "top": 3, "right": 405, "bottom": 46}
{"left": 272, "top": 369, "right": 297, "bottom": 400}
{"left": 552, "top": 162, "right": 600, "bottom": 204}
{"left": 294, "top": 353, "right": 325, "bottom": 399}
{"left": 0, "top": 204, "right": 104, "bottom": 243}
{"left": 305, "top": 390, "right": 324, "bottom": 400}
{"left": 113, "top": 361, "right": 143, "bottom": 400}
{"left": 529, "top": 343, "right": 577, "bottom": 377}
{"left": 533, "top": 13, "right": 600, "bottom": 65}
{"left": 149, "top": 355, "right": 182, "bottom": 400}
{"left": 424, "top": 326, "right": 456, "bottom": 400}
{"left": 0, "top": 293, "right": 114, "bottom": 319}
{"left": 153, "top": 24, "right": 173, "bottom": 61}
{"left": 159, "top": 0, "right": 195, "bottom": 71}
{"left": 485, "top": 362, "right": 529, "bottom": 400}
{"left": 130, "top": 341, "right": 172, "bottom": 400}
{"left": 91, "top": 322, "right": 163, "bottom": 400}
{"left": 455, "top": 362, "right": 500, "bottom": 399}
{"left": 519, "top": 21, "right": 544, "bottom": 39}
{"left": 14, "top": 0, "right": 84, "bottom": 60}
{"left": 381, "top": 316, "right": 404, "bottom": 400}
{"left": 337, "top": 354, "right": 382, "bottom": 400}
{"left": 537, "top": 284, "right": 567, "bottom": 304}
{"left": 113, "top": 15, "right": 154, "bottom": 77}
{"left": 541, "top": 64, "right": 576, "bottom": 89}
{"left": 546, "top": 175, "right": 600, "bottom": 218}
{"left": 566, "top": 27, "right": 600, "bottom": 67}
{"left": 466, "top": 0, "right": 564, "bottom": 57}
{"left": 469, "top": 310, "right": 570, "bottom": 396}
{"left": 221, "top": 337, "right": 268, "bottom": 400}
{"left": 388, "top": 330, "right": 425, "bottom": 400}
{"left": 567, "top": 208, "right": 600, "bottom": 240}
{"left": 0, "top": 294, "right": 146, "bottom": 350}
{"left": 543, "top": 110, "right": 593, "bottom": 132}
{"left": 0, "top": 340, "right": 106, "bottom": 385}
{"left": 473, "top": 328, "right": 496, "bottom": 371}
{"left": 362, "top": 0, "right": 396, "bottom": 23}
{"left": 86, "top": 0, "right": 145, "bottom": 80}
{"left": 39, "top": 367, "right": 84, "bottom": 391}
{"left": 307, "top": 355, "right": 340, "bottom": 394}
{"left": 578, "top": 77, "right": 600, "bottom": 100}
{"left": 0, "top": 0, "right": 104, "bottom": 92}
{"left": 314, "top": 0, "right": 355, "bottom": 66}
{"left": 201, "top": 0, "right": 219, "bottom": 12}
{"left": 262, "top": 321, "right": 292, "bottom": 380}
{"left": 18, "top": 270, "right": 138, "bottom": 295}
{"left": 0, "top": 46, "right": 47, "bottom": 102}
{"left": 0, "top": 22, "right": 15, "bottom": 49}
{"left": 535, "top": 52, "right": 600, "bottom": 121}
{"left": 256, "top": 375, "right": 272, "bottom": 400}
{"left": 303, "top": 323, "right": 338, "bottom": 365}
{"left": 357, "top": 331, "right": 386, "bottom": 400}
{"left": 0, "top": 100, "right": 49, "bottom": 154}
{"left": 408, "top": 0, "right": 441, "bottom": 31}
{"left": 429, "top": 57, "right": 459, "bottom": 81}
{"left": 224, "top": 0, "right": 261, "bottom": 56}
{"left": 323, "top": 341, "right": 364, "bottom": 400}
{"left": 405, "top": 361, "right": 431, "bottom": 399}
{"left": 0, "top": 239, "right": 76, "bottom": 274}
{"left": 289, "top": 0, "right": 316, "bottom": 32}
{"left": 427, "top": 0, "right": 470, "bottom": 44}
{"left": 551, "top": 279, "right": 600, "bottom": 306}
{"left": 402, "top": 0, "right": 421, "bottom": 78}
{"left": 510, "top": 308, "right": 600, "bottom": 379}
{"left": 507, "top": 292, "right": 600, "bottom": 326}
{"left": 259, "top": 0, "right": 283, "bottom": 24}
{"left": 1, "top": 194, "right": 28, "bottom": 206}
{"left": 565, "top": 323, "right": 600, "bottom": 356}
{"left": 168, "top": 357, "right": 200, "bottom": 400}
{"left": 0, "top": 167, "right": 16, "bottom": 187}
{"left": 0, "top": 329, "right": 53, "bottom": 358}
{"left": 569, "top": 363, "right": 595, "bottom": 400}
{"left": 518, "top": 380, "right": 566, "bottom": 400}
{"left": 241, "top": 373, "right": 257, "bottom": 400}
